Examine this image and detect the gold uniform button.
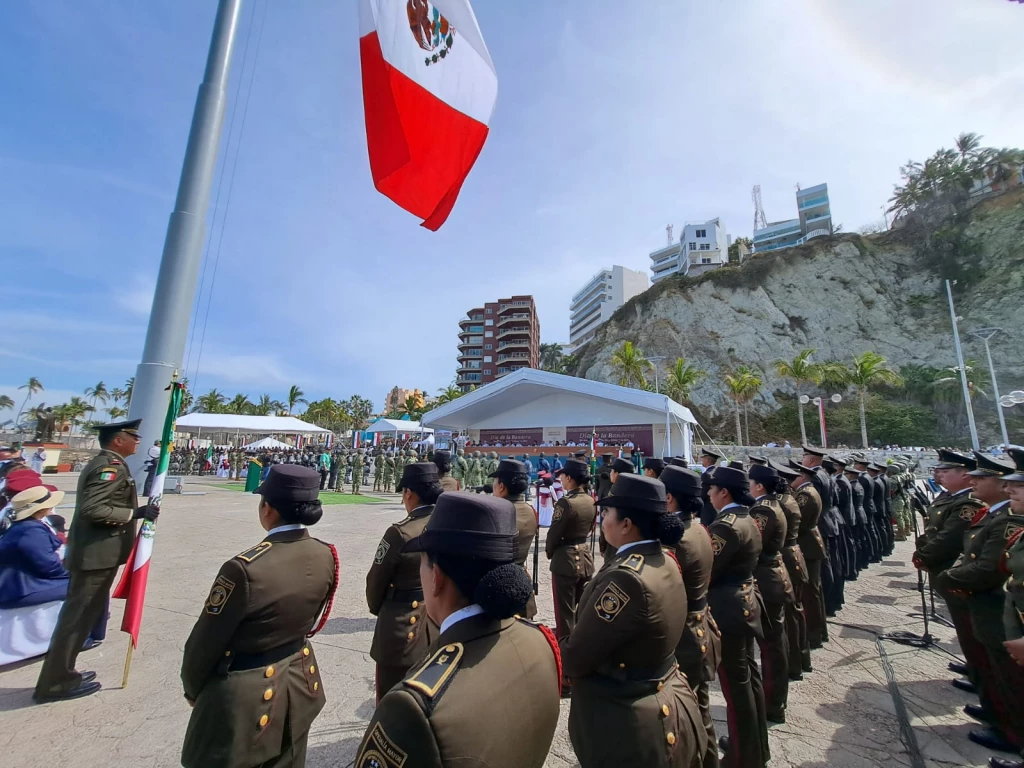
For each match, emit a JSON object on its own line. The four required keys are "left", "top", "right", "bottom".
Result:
{"left": 302, "top": 647, "right": 310, "bottom": 657}
{"left": 407, "top": 632, "right": 415, "bottom": 640}
{"left": 743, "top": 610, "right": 750, "bottom": 617}
{"left": 701, "top": 645, "right": 707, "bottom": 653}
{"left": 657, "top": 682, "right": 664, "bottom": 692}
{"left": 309, "top": 665, "right": 315, "bottom": 674}
{"left": 263, "top": 688, "right": 273, "bottom": 701}
{"left": 410, "top": 616, "right": 417, "bottom": 625}
{"left": 264, "top": 666, "right": 275, "bottom": 678}
{"left": 697, "top": 629, "right": 704, "bottom": 638}
{"left": 446, "top": 645, "right": 456, "bottom": 652}
{"left": 224, "top": 651, "right": 232, "bottom": 657}
{"left": 619, "top": 662, "right": 626, "bottom": 669}
{"left": 259, "top": 714, "right": 269, "bottom": 728}
{"left": 313, "top": 681, "right": 319, "bottom": 691}
{"left": 970, "top": 554, "right": 977, "bottom": 559}
{"left": 661, "top": 705, "right": 670, "bottom": 716}
{"left": 412, "top": 600, "right": 419, "bottom": 608}
{"left": 666, "top": 733, "right": 676, "bottom": 746}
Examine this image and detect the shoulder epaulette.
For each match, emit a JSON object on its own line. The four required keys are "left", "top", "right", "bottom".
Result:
{"left": 618, "top": 553, "right": 644, "bottom": 572}
{"left": 235, "top": 541, "right": 272, "bottom": 563}
{"left": 404, "top": 642, "right": 463, "bottom": 700}
{"left": 722, "top": 513, "right": 737, "bottom": 525}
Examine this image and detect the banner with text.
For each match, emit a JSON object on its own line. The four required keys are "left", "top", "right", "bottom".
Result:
{"left": 566, "top": 425, "right": 654, "bottom": 455}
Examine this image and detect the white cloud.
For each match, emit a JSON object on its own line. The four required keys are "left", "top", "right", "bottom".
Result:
{"left": 116, "top": 275, "right": 156, "bottom": 318}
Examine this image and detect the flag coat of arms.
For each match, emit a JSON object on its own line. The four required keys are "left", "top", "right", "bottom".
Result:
{"left": 359, "top": 0, "right": 497, "bottom": 230}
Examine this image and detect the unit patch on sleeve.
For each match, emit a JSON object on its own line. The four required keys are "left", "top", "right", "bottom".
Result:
{"left": 1006, "top": 523, "right": 1024, "bottom": 541}
{"left": 204, "top": 574, "right": 235, "bottom": 615}
{"left": 711, "top": 534, "right": 727, "bottom": 556}
{"left": 374, "top": 538, "right": 391, "bottom": 564}
{"left": 595, "top": 581, "right": 630, "bottom": 622}
{"left": 98, "top": 467, "right": 118, "bottom": 482}
{"left": 357, "top": 722, "right": 408, "bottom": 768}
{"left": 960, "top": 507, "right": 977, "bottom": 522}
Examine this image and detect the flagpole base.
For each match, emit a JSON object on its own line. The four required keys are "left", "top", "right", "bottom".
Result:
{"left": 121, "top": 636, "right": 135, "bottom": 689}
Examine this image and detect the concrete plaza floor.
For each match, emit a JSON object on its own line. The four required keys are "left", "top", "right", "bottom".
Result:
{"left": 0, "top": 474, "right": 1007, "bottom": 767}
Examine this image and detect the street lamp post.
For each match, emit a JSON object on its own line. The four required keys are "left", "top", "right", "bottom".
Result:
{"left": 969, "top": 328, "right": 1010, "bottom": 449}
{"left": 646, "top": 356, "right": 666, "bottom": 394}
{"left": 806, "top": 394, "right": 842, "bottom": 448}
{"left": 946, "top": 280, "right": 980, "bottom": 450}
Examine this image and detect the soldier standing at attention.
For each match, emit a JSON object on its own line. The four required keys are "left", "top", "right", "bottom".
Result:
{"left": 772, "top": 461, "right": 812, "bottom": 678}
{"left": 791, "top": 460, "right": 827, "bottom": 650}
{"left": 852, "top": 455, "right": 882, "bottom": 563}
{"left": 452, "top": 448, "right": 468, "bottom": 487}
{"left": 328, "top": 450, "right": 340, "bottom": 492}
{"left": 355, "top": 492, "right": 561, "bottom": 768}
{"left": 547, "top": 460, "right": 597, "bottom": 658}
{"left": 643, "top": 457, "right": 666, "bottom": 479}
{"left": 662, "top": 465, "right": 721, "bottom": 768}
{"left": 350, "top": 449, "right": 364, "bottom": 495}
{"left": 365, "top": 463, "right": 441, "bottom": 702}
{"left": 866, "top": 461, "right": 893, "bottom": 557}
{"left": 561, "top": 474, "right": 707, "bottom": 767}
{"left": 699, "top": 447, "right": 725, "bottom": 526}
{"left": 373, "top": 449, "right": 384, "bottom": 492}
{"left": 179, "top": 465, "right": 337, "bottom": 768}
{"left": 996, "top": 450, "right": 1024, "bottom": 768}
{"left": 595, "top": 453, "right": 615, "bottom": 500}
{"left": 598, "top": 457, "right": 635, "bottom": 561}
{"left": 748, "top": 464, "right": 795, "bottom": 724}
{"left": 382, "top": 451, "right": 395, "bottom": 493}
{"left": 489, "top": 459, "right": 538, "bottom": 618}
{"left": 913, "top": 450, "right": 986, "bottom": 697}
{"left": 706, "top": 465, "right": 769, "bottom": 768}
{"left": 34, "top": 419, "right": 158, "bottom": 702}
{"left": 433, "top": 449, "right": 460, "bottom": 492}
{"left": 842, "top": 459, "right": 871, "bottom": 572}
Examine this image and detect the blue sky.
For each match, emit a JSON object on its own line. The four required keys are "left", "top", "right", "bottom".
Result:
{"left": 3, "top": 0, "right": 1023, "bottom": 418}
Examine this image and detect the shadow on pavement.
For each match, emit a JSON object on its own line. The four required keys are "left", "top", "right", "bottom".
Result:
{"left": 319, "top": 616, "right": 376, "bottom": 635}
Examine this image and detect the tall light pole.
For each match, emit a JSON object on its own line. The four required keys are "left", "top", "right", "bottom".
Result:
{"left": 646, "top": 356, "right": 666, "bottom": 394}
{"left": 126, "top": 0, "right": 244, "bottom": 479}
{"left": 807, "top": 394, "right": 842, "bottom": 448}
{"left": 969, "top": 328, "right": 1010, "bottom": 448}
{"left": 945, "top": 280, "right": 980, "bottom": 450}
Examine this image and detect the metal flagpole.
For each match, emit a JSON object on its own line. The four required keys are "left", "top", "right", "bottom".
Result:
{"left": 945, "top": 280, "right": 980, "bottom": 450}
{"left": 126, "top": 0, "right": 244, "bottom": 480}
{"left": 969, "top": 328, "right": 1010, "bottom": 449}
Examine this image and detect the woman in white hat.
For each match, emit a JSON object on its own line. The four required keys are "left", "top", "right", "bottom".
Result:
{"left": 0, "top": 485, "right": 69, "bottom": 610}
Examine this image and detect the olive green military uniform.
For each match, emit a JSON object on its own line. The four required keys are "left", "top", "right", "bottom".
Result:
{"left": 382, "top": 454, "right": 395, "bottom": 493}
{"left": 466, "top": 452, "right": 482, "bottom": 488}
{"left": 351, "top": 451, "right": 364, "bottom": 495}
{"left": 794, "top": 482, "right": 827, "bottom": 649}
{"left": 511, "top": 495, "right": 538, "bottom": 619}
{"left": 1005, "top": 527, "right": 1024, "bottom": 642}
{"left": 365, "top": 505, "right": 437, "bottom": 701}
{"left": 708, "top": 505, "right": 769, "bottom": 768}
{"left": 750, "top": 496, "right": 795, "bottom": 722}
{"left": 355, "top": 614, "right": 561, "bottom": 768}
{"left": 374, "top": 452, "right": 384, "bottom": 492}
{"left": 778, "top": 490, "right": 812, "bottom": 674}
{"left": 546, "top": 489, "right": 597, "bottom": 640}
{"left": 451, "top": 450, "right": 468, "bottom": 486}
{"left": 438, "top": 474, "right": 459, "bottom": 492}
{"left": 35, "top": 449, "right": 138, "bottom": 697}
{"left": 938, "top": 500, "right": 1024, "bottom": 746}
{"left": 180, "top": 528, "right": 336, "bottom": 768}
{"left": 561, "top": 542, "right": 708, "bottom": 767}
{"left": 334, "top": 452, "right": 348, "bottom": 492}
{"left": 671, "top": 517, "right": 722, "bottom": 768}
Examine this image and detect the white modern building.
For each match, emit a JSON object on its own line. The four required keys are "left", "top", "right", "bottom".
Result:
{"left": 650, "top": 218, "right": 728, "bottom": 283}
{"left": 568, "top": 265, "right": 649, "bottom": 352}
{"left": 753, "top": 183, "right": 832, "bottom": 253}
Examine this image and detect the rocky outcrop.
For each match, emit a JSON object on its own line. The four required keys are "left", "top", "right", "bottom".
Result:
{"left": 576, "top": 189, "right": 1024, "bottom": 417}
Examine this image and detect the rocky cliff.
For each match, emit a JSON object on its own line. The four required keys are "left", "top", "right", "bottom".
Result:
{"left": 576, "top": 189, "right": 1024, "bottom": 422}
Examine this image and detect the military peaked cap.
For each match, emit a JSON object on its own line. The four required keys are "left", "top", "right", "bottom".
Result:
{"left": 595, "top": 473, "right": 668, "bottom": 515}
{"left": 96, "top": 418, "right": 142, "bottom": 437}
{"left": 934, "top": 449, "right": 976, "bottom": 471}
{"left": 406, "top": 492, "right": 516, "bottom": 562}
{"left": 489, "top": 459, "right": 529, "bottom": 479}
{"left": 967, "top": 451, "right": 1015, "bottom": 477}
{"left": 659, "top": 465, "right": 702, "bottom": 498}
{"left": 255, "top": 464, "right": 320, "bottom": 502}
{"left": 611, "top": 457, "right": 634, "bottom": 474}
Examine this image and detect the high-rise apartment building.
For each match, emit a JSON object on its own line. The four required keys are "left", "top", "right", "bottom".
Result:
{"left": 569, "top": 265, "right": 649, "bottom": 351}
{"left": 650, "top": 218, "right": 728, "bottom": 283}
{"left": 457, "top": 295, "right": 540, "bottom": 391}
{"left": 753, "top": 183, "right": 832, "bottom": 253}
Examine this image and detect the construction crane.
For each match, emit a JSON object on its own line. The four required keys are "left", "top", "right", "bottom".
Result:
{"left": 752, "top": 185, "right": 768, "bottom": 231}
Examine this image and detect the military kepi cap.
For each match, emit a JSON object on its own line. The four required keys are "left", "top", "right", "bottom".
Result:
{"left": 659, "top": 465, "right": 702, "bottom": 498}
{"left": 558, "top": 458, "right": 590, "bottom": 480}
{"left": 611, "top": 457, "right": 634, "bottom": 474}
{"left": 801, "top": 444, "right": 827, "bottom": 457}
{"left": 595, "top": 473, "right": 667, "bottom": 515}
{"left": 643, "top": 457, "right": 665, "bottom": 474}
{"left": 255, "top": 464, "right": 320, "bottom": 502}
{"left": 96, "top": 418, "right": 142, "bottom": 437}
{"left": 934, "top": 448, "right": 977, "bottom": 471}
{"left": 489, "top": 458, "right": 528, "bottom": 479}
{"left": 967, "top": 451, "right": 1015, "bottom": 477}
{"left": 749, "top": 463, "right": 779, "bottom": 486}
{"left": 401, "top": 462, "right": 440, "bottom": 485}
{"left": 406, "top": 491, "right": 516, "bottom": 562}
{"left": 1005, "top": 448, "right": 1024, "bottom": 483}
{"left": 700, "top": 447, "right": 724, "bottom": 461}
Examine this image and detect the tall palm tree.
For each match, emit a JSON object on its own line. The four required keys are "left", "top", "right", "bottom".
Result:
{"left": 736, "top": 366, "right": 763, "bottom": 445}
{"left": 0, "top": 395, "right": 14, "bottom": 412}
{"left": 609, "top": 341, "right": 652, "bottom": 389}
{"left": 195, "top": 389, "right": 227, "bottom": 414}
{"left": 955, "top": 132, "right": 982, "bottom": 161}
{"left": 832, "top": 352, "right": 903, "bottom": 448}
{"left": 436, "top": 384, "right": 464, "bottom": 405}
{"left": 932, "top": 361, "right": 989, "bottom": 401}
{"left": 539, "top": 343, "right": 564, "bottom": 372}
{"left": 124, "top": 377, "right": 135, "bottom": 404}
{"left": 106, "top": 405, "right": 128, "bottom": 420}
{"left": 773, "top": 349, "right": 825, "bottom": 445}
{"left": 286, "top": 385, "right": 306, "bottom": 415}
{"left": 226, "top": 394, "right": 253, "bottom": 415}
{"left": 400, "top": 394, "right": 424, "bottom": 420}
{"left": 723, "top": 372, "right": 746, "bottom": 445}
{"left": 84, "top": 381, "right": 109, "bottom": 420}
{"left": 15, "top": 377, "right": 44, "bottom": 425}
{"left": 66, "top": 396, "right": 94, "bottom": 436}
{"left": 109, "top": 387, "right": 126, "bottom": 404}
{"left": 664, "top": 357, "right": 706, "bottom": 404}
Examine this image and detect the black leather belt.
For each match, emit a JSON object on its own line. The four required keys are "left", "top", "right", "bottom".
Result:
{"left": 387, "top": 587, "right": 424, "bottom": 602}
{"left": 229, "top": 639, "right": 305, "bottom": 672}
{"left": 688, "top": 597, "right": 707, "bottom": 612}
{"left": 710, "top": 576, "right": 755, "bottom": 588}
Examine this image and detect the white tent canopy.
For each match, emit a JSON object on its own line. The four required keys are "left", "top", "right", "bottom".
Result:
{"left": 422, "top": 369, "right": 696, "bottom": 460}
{"left": 242, "top": 436, "right": 292, "bottom": 450}
{"left": 174, "top": 413, "right": 331, "bottom": 435}
{"left": 365, "top": 418, "right": 433, "bottom": 434}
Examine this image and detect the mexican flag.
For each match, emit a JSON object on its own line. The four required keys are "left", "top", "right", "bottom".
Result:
{"left": 359, "top": 0, "right": 497, "bottom": 230}
{"left": 112, "top": 381, "right": 183, "bottom": 648}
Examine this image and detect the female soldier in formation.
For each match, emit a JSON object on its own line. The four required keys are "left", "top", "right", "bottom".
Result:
{"left": 180, "top": 465, "right": 338, "bottom": 768}
{"left": 548, "top": 459, "right": 597, "bottom": 648}
{"left": 560, "top": 473, "right": 707, "bottom": 767}
{"left": 771, "top": 460, "right": 813, "bottom": 677}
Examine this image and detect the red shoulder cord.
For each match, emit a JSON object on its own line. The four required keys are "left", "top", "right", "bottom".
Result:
{"left": 307, "top": 542, "right": 340, "bottom": 638}
{"left": 537, "top": 623, "right": 563, "bottom": 691}
{"left": 664, "top": 547, "right": 684, "bottom": 577}
{"left": 970, "top": 506, "right": 990, "bottom": 526}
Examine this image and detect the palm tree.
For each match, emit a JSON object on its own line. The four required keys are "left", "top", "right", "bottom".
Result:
{"left": 436, "top": 384, "right": 464, "bottom": 405}
{"left": 106, "top": 405, "right": 128, "bottom": 420}
{"left": 84, "top": 381, "right": 109, "bottom": 420}
{"left": 955, "top": 131, "right": 982, "bottom": 160}
{"left": 736, "top": 366, "right": 763, "bottom": 445}
{"left": 773, "top": 349, "right": 825, "bottom": 445}
{"left": 226, "top": 394, "right": 253, "bottom": 415}
{"left": 109, "top": 387, "right": 126, "bottom": 404}
{"left": 664, "top": 357, "right": 706, "bottom": 404}
{"left": 195, "top": 389, "right": 227, "bottom": 414}
{"left": 286, "top": 385, "right": 306, "bottom": 415}
{"left": 124, "top": 377, "right": 135, "bottom": 404}
{"left": 933, "top": 360, "right": 989, "bottom": 401}
{"left": 400, "top": 394, "right": 424, "bottom": 420}
{"left": 66, "top": 396, "right": 94, "bottom": 436}
{"left": 253, "top": 394, "right": 274, "bottom": 416}
{"left": 609, "top": 341, "right": 652, "bottom": 389}
{"left": 539, "top": 343, "right": 564, "bottom": 372}
{"left": 50, "top": 404, "right": 71, "bottom": 439}
{"left": 723, "top": 373, "right": 746, "bottom": 445}
{"left": 0, "top": 394, "right": 14, "bottom": 412}
{"left": 831, "top": 352, "right": 904, "bottom": 448}
{"left": 15, "top": 377, "right": 44, "bottom": 425}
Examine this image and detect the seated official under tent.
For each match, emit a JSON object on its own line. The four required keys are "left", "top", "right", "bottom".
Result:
{"left": 421, "top": 368, "right": 697, "bottom": 461}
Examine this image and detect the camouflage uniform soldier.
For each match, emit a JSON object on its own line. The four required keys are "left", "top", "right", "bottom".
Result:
{"left": 185, "top": 449, "right": 196, "bottom": 476}
{"left": 334, "top": 451, "right": 348, "bottom": 492}
{"left": 394, "top": 450, "right": 406, "bottom": 489}
{"left": 228, "top": 449, "right": 239, "bottom": 480}
{"left": 382, "top": 451, "right": 395, "bottom": 493}
{"left": 351, "top": 449, "right": 364, "bottom": 495}
{"left": 453, "top": 448, "right": 469, "bottom": 486}
{"left": 373, "top": 450, "right": 384, "bottom": 492}
{"left": 467, "top": 451, "right": 482, "bottom": 489}
{"left": 483, "top": 451, "right": 498, "bottom": 479}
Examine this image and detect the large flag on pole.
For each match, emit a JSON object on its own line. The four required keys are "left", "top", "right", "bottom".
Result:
{"left": 113, "top": 380, "right": 183, "bottom": 648}
{"left": 359, "top": 0, "right": 497, "bottom": 230}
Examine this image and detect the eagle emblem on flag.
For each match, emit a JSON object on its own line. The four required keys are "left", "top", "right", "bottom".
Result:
{"left": 407, "top": 0, "right": 456, "bottom": 65}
